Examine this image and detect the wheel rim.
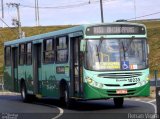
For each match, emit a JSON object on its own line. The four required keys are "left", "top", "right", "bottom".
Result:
{"left": 64, "top": 90, "right": 68, "bottom": 103}
{"left": 21, "top": 87, "right": 26, "bottom": 99}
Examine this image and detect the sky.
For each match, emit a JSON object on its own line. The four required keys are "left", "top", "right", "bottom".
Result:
{"left": 0, "top": 0, "right": 160, "bottom": 27}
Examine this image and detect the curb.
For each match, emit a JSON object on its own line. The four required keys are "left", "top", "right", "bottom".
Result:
{"left": 0, "top": 92, "right": 20, "bottom": 95}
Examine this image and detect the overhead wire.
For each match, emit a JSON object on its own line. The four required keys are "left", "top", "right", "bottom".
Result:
{"left": 20, "top": 2, "right": 89, "bottom": 9}
{"left": 19, "top": 0, "right": 160, "bottom": 21}
{"left": 127, "top": 11, "right": 160, "bottom": 21}
{"left": 2, "top": 0, "right": 160, "bottom": 38}
{"left": 19, "top": 0, "right": 117, "bottom": 9}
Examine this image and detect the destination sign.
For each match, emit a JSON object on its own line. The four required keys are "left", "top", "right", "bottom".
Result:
{"left": 86, "top": 25, "right": 145, "bottom": 35}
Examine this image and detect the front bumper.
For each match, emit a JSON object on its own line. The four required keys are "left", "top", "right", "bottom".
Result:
{"left": 83, "top": 82, "right": 150, "bottom": 100}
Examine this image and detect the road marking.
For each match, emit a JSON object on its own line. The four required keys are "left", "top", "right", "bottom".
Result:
{"left": 148, "top": 99, "right": 156, "bottom": 103}
{"left": 127, "top": 99, "right": 157, "bottom": 113}
{"left": 34, "top": 102, "right": 64, "bottom": 119}
{"left": 52, "top": 106, "right": 64, "bottom": 119}
{"left": 146, "top": 101, "right": 157, "bottom": 114}
{"left": 147, "top": 99, "right": 157, "bottom": 114}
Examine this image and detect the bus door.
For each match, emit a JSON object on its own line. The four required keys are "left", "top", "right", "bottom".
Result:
{"left": 33, "top": 43, "right": 42, "bottom": 94}
{"left": 70, "top": 36, "right": 83, "bottom": 97}
{"left": 11, "top": 47, "right": 18, "bottom": 92}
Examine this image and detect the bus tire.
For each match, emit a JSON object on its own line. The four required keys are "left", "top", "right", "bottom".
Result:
{"left": 114, "top": 97, "right": 124, "bottom": 108}
{"left": 20, "top": 82, "right": 30, "bottom": 102}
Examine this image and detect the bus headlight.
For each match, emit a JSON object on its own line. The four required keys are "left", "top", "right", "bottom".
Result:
{"left": 86, "top": 77, "right": 93, "bottom": 84}
{"left": 85, "top": 77, "right": 104, "bottom": 88}
{"left": 146, "top": 76, "right": 150, "bottom": 81}
{"left": 93, "top": 81, "right": 104, "bottom": 88}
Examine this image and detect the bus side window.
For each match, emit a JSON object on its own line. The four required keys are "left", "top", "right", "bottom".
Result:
{"left": 56, "top": 36, "right": 68, "bottom": 63}
{"left": 43, "top": 39, "right": 54, "bottom": 63}
{"left": 19, "top": 44, "right": 26, "bottom": 65}
{"left": 5, "top": 46, "right": 11, "bottom": 66}
{"left": 26, "top": 43, "right": 32, "bottom": 65}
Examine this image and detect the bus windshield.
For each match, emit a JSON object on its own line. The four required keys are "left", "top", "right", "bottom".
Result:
{"left": 85, "top": 38, "right": 148, "bottom": 71}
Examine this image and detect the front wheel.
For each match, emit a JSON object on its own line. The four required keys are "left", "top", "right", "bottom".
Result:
{"left": 113, "top": 97, "right": 124, "bottom": 108}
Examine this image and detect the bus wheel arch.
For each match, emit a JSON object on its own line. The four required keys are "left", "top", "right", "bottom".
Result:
{"left": 20, "top": 78, "right": 25, "bottom": 94}
{"left": 20, "top": 78, "right": 25, "bottom": 88}
{"left": 59, "top": 79, "right": 68, "bottom": 99}
{"left": 59, "top": 79, "right": 73, "bottom": 108}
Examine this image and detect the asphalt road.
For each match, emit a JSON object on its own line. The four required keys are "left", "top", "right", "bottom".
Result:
{"left": 0, "top": 95, "right": 156, "bottom": 119}
{"left": 0, "top": 95, "right": 59, "bottom": 119}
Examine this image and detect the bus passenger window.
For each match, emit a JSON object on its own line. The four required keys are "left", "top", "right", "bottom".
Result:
{"left": 43, "top": 39, "right": 54, "bottom": 63}
{"left": 26, "top": 43, "right": 32, "bottom": 65}
{"left": 19, "top": 44, "right": 26, "bottom": 65}
{"left": 56, "top": 37, "right": 68, "bottom": 63}
{"left": 5, "top": 46, "right": 11, "bottom": 66}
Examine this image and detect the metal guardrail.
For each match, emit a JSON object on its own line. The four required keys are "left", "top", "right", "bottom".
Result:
{"left": 0, "top": 75, "right": 4, "bottom": 91}
{"left": 150, "top": 80, "right": 160, "bottom": 86}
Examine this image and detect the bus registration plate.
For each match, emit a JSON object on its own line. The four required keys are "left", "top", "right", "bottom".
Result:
{"left": 116, "top": 90, "right": 127, "bottom": 94}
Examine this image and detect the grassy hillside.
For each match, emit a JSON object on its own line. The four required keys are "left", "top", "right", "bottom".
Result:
{"left": 140, "top": 21, "right": 160, "bottom": 76}
{"left": 0, "top": 21, "right": 160, "bottom": 77}
{"left": 0, "top": 25, "right": 73, "bottom": 74}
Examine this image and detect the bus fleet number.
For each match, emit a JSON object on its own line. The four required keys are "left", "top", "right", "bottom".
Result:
{"left": 128, "top": 78, "right": 140, "bottom": 83}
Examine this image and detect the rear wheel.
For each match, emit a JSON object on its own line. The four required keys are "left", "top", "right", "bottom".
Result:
{"left": 114, "top": 97, "right": 124, "bottom": 108}
{"left": 64, "top": 85, "right": 74, "bottom": 109}
{"left": 20, "top": 82, "right": 31, "bottom": 102}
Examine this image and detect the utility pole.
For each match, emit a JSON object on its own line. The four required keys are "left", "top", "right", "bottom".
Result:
{"left": 7, "top": 3, "right": 22, "bottom": 38}
{"left": 1, "top": 0, "right": 4, "bottom": 27}
{"left": 100, "top": 0, "right": 104, "bottom": 23}
{"left": 35, "top": 0, "right": 37, "bottom": 26}
{"left": 134, "top": 0, "right": 137, "bottom": 21}
{"left": 35, "top": 0, "right": 40, "bottom": 26}
{"left": 37, "top": 0, "right": 40, "bottom": 26}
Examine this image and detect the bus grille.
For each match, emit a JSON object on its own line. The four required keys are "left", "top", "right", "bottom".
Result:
{"left": 104, "top": 84, "right": 120, "bottom": 87}
{"left": 97, "top": 72, "right": 142, "bottom": 79}
{"left": 123, "top": 83, "right": 137, "bottom": 86}
{"left": 104, "top": 83, "right": 137, "bottom": 87}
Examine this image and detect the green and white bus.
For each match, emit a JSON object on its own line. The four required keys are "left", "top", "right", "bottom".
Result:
{"left": 4, "top": 22, "right": 150, "bottom": 108}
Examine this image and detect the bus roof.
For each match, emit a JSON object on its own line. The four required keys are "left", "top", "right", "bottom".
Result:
{"left": 4, "top": 22, "right": 146, "bottom": 46}
{"left": 4, "top": 25, "right": 84, "bottom": 46}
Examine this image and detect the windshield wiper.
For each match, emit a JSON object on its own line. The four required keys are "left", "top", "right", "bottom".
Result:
{"left": 121, "top": 42, "right": 126, "bottom": 61}
{"left": 121, "top": 37, "right": 135, "bottom": 61}
{"left": 96, "top": 45, "right": 101, "bottom": 63}
{"left": 96, "top": 38, "right": 104, "bottom": 63}
{"left": 125, "top": 37, "right": 134, "bottom": 52}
